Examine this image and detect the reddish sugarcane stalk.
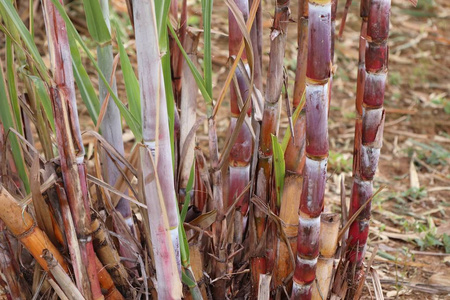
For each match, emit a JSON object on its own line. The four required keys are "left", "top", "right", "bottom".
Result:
{"left": 311, "top": 213, "right": 340, "bottom": 300}
{"left": 228, "top": 0, "right": 252, "bottom": 241}
{"left": 292, "top": 0, "right": 332, "bottom": 298}
{"left": 134, "top": 0, "right": 182, "bottom": 298}
{"left": 273, "top": 0, "right": 308, "bottom": 289}
{"left": 343, "top": 1, "right": 369, "bottom": 252}
{"left": 346, "top": 0, "right": 390, "bottom": 292}
{"left": 251, "top": 3, "right": 291, "bottom": 289}
{"left": 255, "top": 0, "right": 291, "bottom": 233}
{"left": 41, "top": 1, "right": 102, "bottom": 299}
{"left": 331, "top": 0, "right": 338, "bottom": 62}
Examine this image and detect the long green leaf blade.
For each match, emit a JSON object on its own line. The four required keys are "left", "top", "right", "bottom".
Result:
{"left": 0, "top": 0, "right": 48, "bottom": 79}
{"left": 202, "top": 0, "right": 213, "bottom": 97}
{"left": 68, "top": 31, "right": 100, "bottom": 125}
{"left": 116, "top": 30, "right": 141, "bottom": 125}
{"left": 5, "top": 36, "right": 22, "bottom": 135}
{"left": 82, "top": 0, "right": 111, "bottom": 44}
{"left": 168, "top": 23, "right": 212, "bottom": 110}
{"left": 0, "top": 61, "right": 29, "bottom": 192}
{"left": 27, "top": 75, "right": 55, "bottom": 132}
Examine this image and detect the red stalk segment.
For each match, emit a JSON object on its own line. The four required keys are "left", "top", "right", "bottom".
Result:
{"left": 346, "top": 0, "right": 391, "bottom": 289}
{"left": 351, "top": 0, "right": 369, "bottom": 200}
{"left": 251, "top": 0, "right": 291, "bottom": 291}
{"left": 228, "top": 0, "right": 252, "bottom": 237}
{"left": 42, "top": 1, "right": 102, "bottom": 298}
{"left": 255, "top": 0, "right": 291, "bottom": 208}
{"left": 292, "top": 0, "right": 331, "bottom": 298}
{"left": 273, "top": 0, "right": 308, "bottom": 288}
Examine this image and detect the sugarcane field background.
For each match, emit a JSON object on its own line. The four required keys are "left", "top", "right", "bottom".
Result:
{"left": 0, "top": 0, "right": 449, "bottom": 299}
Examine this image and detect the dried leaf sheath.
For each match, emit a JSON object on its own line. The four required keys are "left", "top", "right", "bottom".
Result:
{"left": 292, "top": 0, "right": 332, "bottom": 298}
{"left": 346, "top": 0, "right": 391, "bottom": 291}
{"left": 42, "top": 1, "right": 102, "bottom": 298}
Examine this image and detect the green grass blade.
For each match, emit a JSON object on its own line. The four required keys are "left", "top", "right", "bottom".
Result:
{"left": 0, "top": 61, "right": 29, "bottom": 192}
{"left": 68, "top": 31, "right": 100, "bottom": 125}
{"left": 5, "top": 36, "right": 22, "bottom": 135}
{"left": 272, "top": 134, "right": 285, "bottom": 208}
{"left": 26, "top": 75, "right": 55, "bottom": 132}
{"left": 201, "top": 0, "right": 213, "bottom": 97}
{"left": 154, "top": 0, "right": 171, "bottom": 49}
{"left": 82, "top": 0, "right": 111, "bottom": 45}
{"left": 116, "top": 30, "right": 141, "bottom": 125}
{"left": 162, "top": 50, "right": 176, "bottom": 167}
{"left": 179, "top": 216, "right": 190, "bottom": 267}
{"left": 181, "top": 161, "right": 195, "bottom": 222}
{"left": 49, "top": 0, "right": 141, "bottom": 140}
{"left": 0, "top": 0, "right": 48, "bottom": 80}
{"left": 181, "top": 269, "right": 196, "bottom": 287}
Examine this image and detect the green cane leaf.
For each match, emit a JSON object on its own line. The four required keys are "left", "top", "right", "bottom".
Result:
{"left": 82, "top": 0, "right": 111, "bottom": 45}
{"left": 272, "top": 134, "right": 285, "bottom": 208}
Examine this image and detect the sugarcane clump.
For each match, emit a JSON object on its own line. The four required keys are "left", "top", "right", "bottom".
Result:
{"left": 0, "top": 0, "right": 402, "bottom": 299}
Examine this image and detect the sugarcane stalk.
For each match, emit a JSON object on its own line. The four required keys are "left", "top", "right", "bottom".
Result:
{"left": 250, "top": 1, "right": 291, "bottom": 292}
{"left": 91, "top": 217, "right": 128, "bottom": 289}
{"left": 355, "top": 0, "right": 370, "bottom": 119}
{"left": 41, "top": 1, "right": 102, "bottom": 298}
{"left": 255, "top": 0, "right": 290, "bottom": 231}
{"left": 228, "top": 0, "right": 252, "bottom": 239}
{"left": 292, "top": 0, "right": 332, "bottom": 298}
{"left": 42, "top": 249, "right": 86, "bottom": 300}
{"left": 0, "top": 186, "right": 67, "bottom": 272}
{"left": 54, "top": 180, "right": 94, "bottom": 299}
{"left": 346, "top": 0, "right": 391, "bottom": 294}
{"left": 179, "top": 32, "right": 199, "bottom": 194}
{"left": 212, "top": 1, "right": 253, "bottom": 295}
{"left": 95, "top": 257, "right": 125, "bottom": 300}
{"left": 341, "top": 1, "right": 369, "bottom": 257}
{"left": 96, "top": 0, "right": 134, "bottom": 239}
{"left": 311, "top": 213, "right": 340, "bottom": 300}
{"left": 273, "top": 0, "right": 308, "bottom": 288}
{"left": 331, "top": 0, "right": 338, "bottom": 62}
{"left": 134, "top": 0, "right": 182, "bottom": 298}
{"left": 0, "top": 222, "right": 30, "bottom": 299}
